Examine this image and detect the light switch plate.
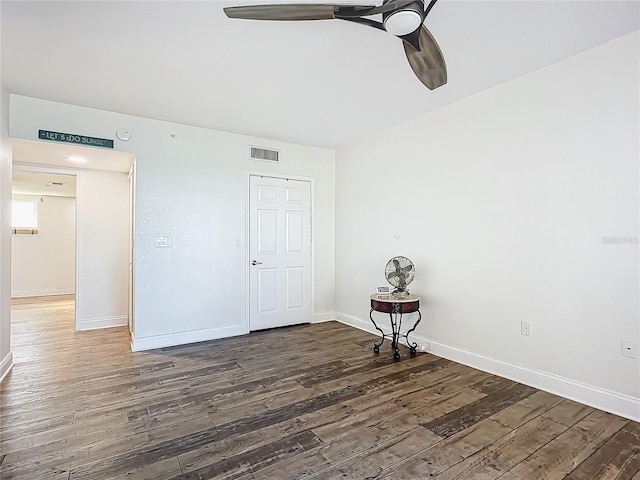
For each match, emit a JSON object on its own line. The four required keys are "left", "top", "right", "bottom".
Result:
{"left": 155, "top": 236, "right": 172, "bottom": 248}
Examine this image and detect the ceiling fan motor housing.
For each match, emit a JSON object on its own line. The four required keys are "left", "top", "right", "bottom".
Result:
{"left": 382, "top": 0, "right": 425, "bottom": 37}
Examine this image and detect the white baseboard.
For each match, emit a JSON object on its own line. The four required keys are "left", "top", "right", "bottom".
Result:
{"left": 313, "top": 311, "right": 335, "bottom": 323}
{"left": 78, "top": 315, "right": 128, "bottom": 331}
{"left": 0, "top": 351, "right": 14, "bottom": 383}
{"left": 335, "top": 311, "right": 391, "bottom": 336}
{"left": 131, "top": 324, "right": 248, "bottom": 352}
{"left": 11, "top": 287, "right": 75, "bottom": 298}
{"left": 335, "top": 311, "right": 640, "bottom": 422}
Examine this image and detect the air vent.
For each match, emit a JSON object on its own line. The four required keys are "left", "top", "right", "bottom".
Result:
{"left": 250, "top": 146, "right": 279, "bottom": 163}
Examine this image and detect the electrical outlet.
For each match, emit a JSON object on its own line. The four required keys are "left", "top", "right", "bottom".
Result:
{"left": 621, "top": 338, "right": 637, "bottom": 358}
{"left": 521, "top": 321, "right": 531, "bottom": 337}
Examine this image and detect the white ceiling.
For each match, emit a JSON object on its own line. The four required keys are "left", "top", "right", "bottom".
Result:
{"left": 11, "top": 139, "right": 135, "bottom": 173}
{"left": 12, "top": 171, "right": 77, "bottom": 198}
{"left": 11, "top": 139, "right": 133, "bottom": 196}
{"left": 2, "top": 1, "right": 638, "bottom": 149}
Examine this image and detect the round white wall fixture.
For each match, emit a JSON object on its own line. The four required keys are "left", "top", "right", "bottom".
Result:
{"left": 116, "top": 128, "right": 131, "bottom": 141}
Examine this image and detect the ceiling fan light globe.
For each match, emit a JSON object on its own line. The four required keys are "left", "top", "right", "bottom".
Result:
{"left": 383, "top": 9, "right": 422, "bottom": 36}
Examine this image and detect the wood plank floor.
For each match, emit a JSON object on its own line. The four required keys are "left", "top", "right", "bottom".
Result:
{"left": 1, "top": 295, "right": 639, "bottom": 480}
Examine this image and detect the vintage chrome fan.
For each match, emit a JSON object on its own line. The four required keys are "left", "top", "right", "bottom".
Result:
{"left": 223, "top": 0, "right": 447, "bottom": 90}
{"left": 385, "top": 256, "right": 415, "bottom": 295}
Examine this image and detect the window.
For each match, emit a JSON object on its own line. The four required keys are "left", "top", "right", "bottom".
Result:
{"left": 12, "top": 198, "right": 38, "bottom": 234}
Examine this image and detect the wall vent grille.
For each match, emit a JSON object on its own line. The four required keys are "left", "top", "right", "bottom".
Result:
{"left": 250, "top": 146, "right": 279, "bottom": 162}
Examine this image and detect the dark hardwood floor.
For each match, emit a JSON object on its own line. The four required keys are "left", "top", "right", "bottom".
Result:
{"left": 1, "top": 295, "right": 639, "bottom": 479}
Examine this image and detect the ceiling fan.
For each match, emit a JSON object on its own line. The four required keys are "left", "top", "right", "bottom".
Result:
{"left": 223, "top": 0, "right": 447, "bottom": 90}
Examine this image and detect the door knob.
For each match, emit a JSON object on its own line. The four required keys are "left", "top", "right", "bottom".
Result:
{"left": 251, "top": 260, "right": 262, "bottom": 265}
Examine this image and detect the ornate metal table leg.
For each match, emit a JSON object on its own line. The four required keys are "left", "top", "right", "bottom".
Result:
{"left": 392, "top": 305, "right": 402, "bottom": 361}
{"left": 405, "top": 310, "right": 422, "bottom": 357}
{"left": 389, "top": 312, "right": 396, "bottom": 350}
{"left": 369, "top": 308, "right": 384, "bottom": 354}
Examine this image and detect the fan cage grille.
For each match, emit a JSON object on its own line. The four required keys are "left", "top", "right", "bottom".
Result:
{"left": 385, "top": 256, "right": 415, "bottom": 291}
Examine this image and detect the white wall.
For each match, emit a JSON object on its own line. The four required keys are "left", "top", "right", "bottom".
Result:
{"left": 11, "top": 194, "right": 76, "bottom": 297}
{"left": 335, "top": 32, "right": 639, "bottom": 420}
{"left": 9, "top": 96, "right": 336, "bottom": 350}
{"left": 76, "top": 170, "right": 129, "bottom": 330}
{"left": 0, "top": 86, "right": 13, "bottom": 382}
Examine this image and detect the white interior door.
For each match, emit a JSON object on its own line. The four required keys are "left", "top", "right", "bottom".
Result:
{"left": 249, "top": 175, "right": 312, "bottom": 331}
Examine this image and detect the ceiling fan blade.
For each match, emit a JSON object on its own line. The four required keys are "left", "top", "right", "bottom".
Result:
{"left": 224, "top": 4, "right": 374, "bottom": 21}
{"left": 336, "top": 0, "right": 416, "bottom": 17}
{"left": 404, "top": 26, "right": 446, "bottom": 90}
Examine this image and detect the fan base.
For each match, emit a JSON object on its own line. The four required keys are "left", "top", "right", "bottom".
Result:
{"left": 392, "top": 290, "right": 410, "bottom": 298}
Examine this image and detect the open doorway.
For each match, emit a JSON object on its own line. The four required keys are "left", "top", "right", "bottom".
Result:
{"left": 11, "top": 172, "right": 77, "bottom": 299}
{"left": 10, "top": 139, "right": 135, "bottom": 341}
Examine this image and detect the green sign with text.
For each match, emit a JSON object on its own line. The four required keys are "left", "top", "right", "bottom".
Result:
{"left": 38, "top": 130, "right": 114, "bottom": 149}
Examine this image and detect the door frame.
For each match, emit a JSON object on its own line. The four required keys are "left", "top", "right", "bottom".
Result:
{"left": 128, "top": 162, "right": 136, "bottom": 336}
{"left": 245, "top": 171, "right": 315, "bottom": 332}
{"left": 13, "top": 160, "right": 136, "bottom": 334}
{"left": 11, "top": 163, "right": 81, "bottom": 329}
